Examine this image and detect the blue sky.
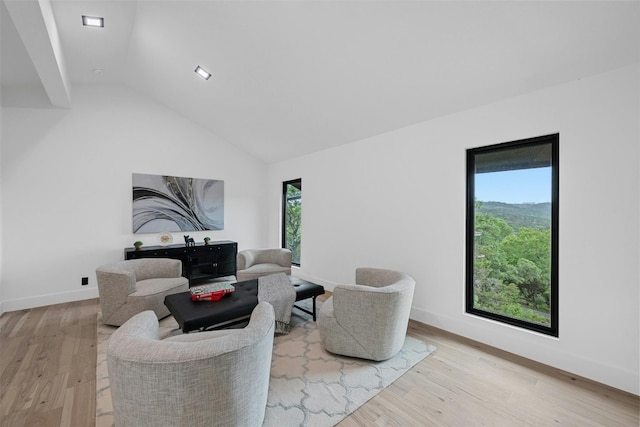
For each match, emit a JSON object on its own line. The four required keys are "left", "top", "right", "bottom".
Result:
{"left": 475, "top": 167, "right": 551, "bottom": 204}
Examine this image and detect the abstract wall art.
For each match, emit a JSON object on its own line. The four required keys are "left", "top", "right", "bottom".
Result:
{"left": 132, "top": 173, "right": 224, "bottom": 233}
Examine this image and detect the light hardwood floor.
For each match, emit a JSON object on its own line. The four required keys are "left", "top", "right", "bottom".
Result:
{"left": 1, "top": 297, "right": 638, "bottom": 427}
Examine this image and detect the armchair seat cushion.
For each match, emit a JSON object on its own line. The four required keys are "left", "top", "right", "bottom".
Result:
{"left": 237, "top": 264, "right": 291, "bottom": 281}
{"left": 133, "top": 277, "right": 189, "bottom": 297}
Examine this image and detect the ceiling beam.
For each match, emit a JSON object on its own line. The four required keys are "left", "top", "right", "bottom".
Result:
{"left": 3, "top": 0, "right": 71, "bottom": 108}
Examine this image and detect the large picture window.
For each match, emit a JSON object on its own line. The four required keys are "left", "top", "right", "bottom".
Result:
{"left": 282, "top": 179, "right": 302, "bottom": 266}
{"left": 466, "top": 134, "right": 558, "bottom": 336}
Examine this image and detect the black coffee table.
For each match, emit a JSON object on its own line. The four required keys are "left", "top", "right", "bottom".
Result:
{"left": 164, "top": 276, "right": 325, "bottom": 332}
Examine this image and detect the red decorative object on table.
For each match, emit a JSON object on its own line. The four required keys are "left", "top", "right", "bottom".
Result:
{"left": 190, "top": 283, "right": 235, "bottom": 301}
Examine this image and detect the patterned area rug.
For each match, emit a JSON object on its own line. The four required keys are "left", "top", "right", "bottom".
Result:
{"left": 96, "top": 302, "right": 435, "bottom": 427}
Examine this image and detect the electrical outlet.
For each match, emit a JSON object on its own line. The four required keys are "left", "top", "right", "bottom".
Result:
{"left": 82, "top": 277, "right": 89, "bottom": 286}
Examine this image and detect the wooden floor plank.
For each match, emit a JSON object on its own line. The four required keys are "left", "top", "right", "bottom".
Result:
{"left": 1, "top": 296, "right": 638, "bottom": 427}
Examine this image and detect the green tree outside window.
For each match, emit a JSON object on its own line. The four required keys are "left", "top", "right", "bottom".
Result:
{"left": 283, "top": 179, "right": 302, "bottom": 265}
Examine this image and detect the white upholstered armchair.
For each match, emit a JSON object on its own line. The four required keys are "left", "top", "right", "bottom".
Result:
{"left": 96, "top": 258, "right": 189, "bottom": 326}
{"left": 318, "top": 267, "right": 415, "bottom": 361}
{"left": 236, "top": 248, "right": 292, "bottom": 282}
{"left": 107, "top": 302, "right": 275, "bottom": 427}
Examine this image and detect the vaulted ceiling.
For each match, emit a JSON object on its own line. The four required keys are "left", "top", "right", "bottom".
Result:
{"left": 2, "top": 0, "right": 639, "bottom": 163}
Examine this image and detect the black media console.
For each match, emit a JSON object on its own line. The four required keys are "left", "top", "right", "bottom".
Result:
{"left": 124, "top": 240, "right": 237, "bottom": 286}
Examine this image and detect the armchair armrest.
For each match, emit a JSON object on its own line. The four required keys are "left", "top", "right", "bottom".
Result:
{"left": 276, "top": 249, "right": 293, "bottom": 267}
{"left": 110, "top": 303, "right": 275, "bottom": 363}
{"left": 134, "top": 258, "right": 182, "bottom": 281}
{"left": 237, "top": 251, "right": 256, "bottom": 270}
{"left": 96, "top": 267, "right": 137, "bottom": 320}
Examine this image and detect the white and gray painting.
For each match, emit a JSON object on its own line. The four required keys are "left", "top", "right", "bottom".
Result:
{"left": 132, "top": 173, "right": 224, "bottom": 233}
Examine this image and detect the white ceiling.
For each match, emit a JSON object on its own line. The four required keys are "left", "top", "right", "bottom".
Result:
{"left": 2, "top": 0, "right": 639, "bottom": 163}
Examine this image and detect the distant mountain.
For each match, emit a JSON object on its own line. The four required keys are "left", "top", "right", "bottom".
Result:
{"left": 477, "top": 201, "right": 551, "bottom": 230}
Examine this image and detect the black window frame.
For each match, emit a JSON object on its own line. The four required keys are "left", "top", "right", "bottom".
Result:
{"left": 465, "top": 133, "right": 559, "bottom": 337}
{"left": 282, "top": 178, "right": 302, "bottom": 267}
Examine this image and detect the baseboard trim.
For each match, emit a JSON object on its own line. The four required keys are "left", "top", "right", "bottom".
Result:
{"left": 409, "top": 305, "right": 639, "bottom": 396}
{"left": 1, "top": 287, "right": 99, "bottom": 313}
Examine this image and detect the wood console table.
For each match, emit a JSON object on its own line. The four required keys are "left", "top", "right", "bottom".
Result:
{"left": 124, "top": 240, "right": 237, "bottom": 286}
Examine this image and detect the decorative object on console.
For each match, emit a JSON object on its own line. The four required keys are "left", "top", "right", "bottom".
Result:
{"left": 158, "top": 232, "right": 173, "bottom": 246}
{"left": 184, "top": 235, "right": 195, "bottom": 247}
{"left": 204, "top": 236, "right": 211, "bottom": 245}
{"left": 133, "top": 241, "right": 143, "bottom": 250}
{"left": 132, "top": 173, "right": 224, "bottom": 233}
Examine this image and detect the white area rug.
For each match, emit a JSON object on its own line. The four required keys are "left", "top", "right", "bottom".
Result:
{"left": 96, "top": 303, "right": 435, "bottom": 427}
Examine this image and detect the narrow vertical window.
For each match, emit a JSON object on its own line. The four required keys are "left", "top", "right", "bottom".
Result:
{"left": 283, "top": 179, "right": 302, "bottom": 266}
{"left": 466, "top": 134, "right": 558, "bottom": 336}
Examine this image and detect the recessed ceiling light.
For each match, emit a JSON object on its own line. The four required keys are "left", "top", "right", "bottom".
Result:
{"left": 82, "top": 15, "right": 104, "bottom": 27}
{"left": 195, "top": 66, "right": 211, "bottom": 80}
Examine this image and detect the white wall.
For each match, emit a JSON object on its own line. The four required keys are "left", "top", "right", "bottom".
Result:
{"left": 0, "top": 103, "right": 3, "bottom": 317}
{"left": 1, "top": 85, "right": 268, "bottom": 312}
{"left": 267, "top": 63, "right": 640, "bottom": 395}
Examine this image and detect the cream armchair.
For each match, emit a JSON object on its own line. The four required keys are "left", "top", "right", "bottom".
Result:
{"left": 318, "top": 267, "right": 415, "bottom": 361}
{"left": 236, "top": 248, "right": 292, "bottom": 282}
{"left": 107, "top": 302, "right": 275, "bottom": 427}
{"left": 96, "top": 258, "right": 189, "bottom": 326}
